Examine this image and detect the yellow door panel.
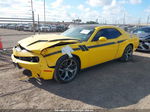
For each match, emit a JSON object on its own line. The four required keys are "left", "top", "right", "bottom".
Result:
{"left": 85, "top": 39, "right": 118, "bottom": 66}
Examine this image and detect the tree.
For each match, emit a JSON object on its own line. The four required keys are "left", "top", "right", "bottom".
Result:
{"left": 72, "top": 19, "right": 82, "bottom": 23}
{"left": 86, "top": 21, "right": 98, "bottom": 24}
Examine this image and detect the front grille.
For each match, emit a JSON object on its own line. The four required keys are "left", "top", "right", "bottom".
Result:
{"left": 14, "top": 56, "right": 39, "bottom": 62}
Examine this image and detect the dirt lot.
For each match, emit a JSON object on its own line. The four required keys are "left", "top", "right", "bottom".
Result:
{"left": 0, "top": 29, "right": 150, "bottom": 110}
{"left": 0, "top": 28, "right": 60, "bottom": 49}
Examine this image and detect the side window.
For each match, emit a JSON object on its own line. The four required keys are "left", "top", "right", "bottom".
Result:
{"left": 92, "top": 30, "right": 104, "bottom": 41}
{"left": 92, "top": 28, "right": 122, "bottom": 41}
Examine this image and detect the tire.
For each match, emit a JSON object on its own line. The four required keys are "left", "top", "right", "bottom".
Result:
{"left": 120, "top": 45, "right": 133, "bottom": 62}
{"left": 54, "top": 55, "right": 80, "bottom": 83}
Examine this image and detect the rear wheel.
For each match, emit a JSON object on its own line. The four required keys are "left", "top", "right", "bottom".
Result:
{"left": 120, "top": 45, "right": 133, "bottom": 62}
{"left": 54, "top": 56, "right": 80, "bottom": 83}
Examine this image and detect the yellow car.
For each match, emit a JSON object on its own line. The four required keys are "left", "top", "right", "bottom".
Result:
{"left": 12, "top": 25, "right": 139, "bottom": 83}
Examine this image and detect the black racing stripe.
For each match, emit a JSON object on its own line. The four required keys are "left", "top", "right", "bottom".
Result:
{"left": 44, "top": 42, "right": 116, "bottom": 57}
{"left": 44, "top": 51, "right": 61, "bottom": 57}
{"left": 28, "top": 40, "right": 48, "bottom": 46}
{"left": 73, "top": 48, "right": 81, "bottom": 51}
{"left": 44, "top": 47, "right": 80, "bottom": 57}
{"left": 117, "top": 40, "right": 126, "bottom": 43}
{"left": 82, "top": 45, "right": 89, "bottom": 51}
{"left": 79, "top": 45, "right": 86, "bottom": 51}
{"left": 87, "top": 42, "right": 116, "bottom": 49}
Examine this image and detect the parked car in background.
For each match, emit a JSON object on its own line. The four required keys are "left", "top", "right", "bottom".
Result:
{"left": 16, "top": 24, "right": 26, "bottom": 31}
{"left": 56, "top": 25, "right": 66, "bottom": 32}
{"left": 126, "top": 25, "right": 137, "bottom": 33}
{"left": 23, "top": 24, "right": 33, "bottom": 31}
{"left": 50, "top": 25, "right": 57, "bottom": 32}
{"left": 0, "top": 23, "right": 69, "bottom": 32}
{"left": 7, "top": 24, "right": 16, "bottom": 29}
{"left": 0, "top": 24, "right": 3, "bottom": 28}
{"left": 39, "top": 25, "right": 51, "bottom": 32}
{"left": 118, "top": 25, "right": 130, "bottom": 32}
{"left": 35, "top": 25, "right": 40, "bottom": 32}
{"left": 132, "top": 27, "right": 150, "bottom": 51}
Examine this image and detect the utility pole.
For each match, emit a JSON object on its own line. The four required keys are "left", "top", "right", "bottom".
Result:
{"left": 123, "top": 12, "right": 125, "bottom": 25}
{"left": 105, "top": 19, "right": 107, "bottom": 25}
{"left": 138, "top": 18, "right": 141, "bottom": 25}
{"left": 38, "top": 14, "right": 40, "bottom": 34}
{"left": 138, "top": 18, "right": 141, "bottom": 28}
{"left": 31, "top": 0, "right": 35, "bottom": 34}
{"left": 147, "top": 15, "right": 150, "bottom": 25}
{"left": 96, "top": 18, "right": 98, "bottom": 23}
{"left": 44, "top": 0, "right": 46, "bottom": 24}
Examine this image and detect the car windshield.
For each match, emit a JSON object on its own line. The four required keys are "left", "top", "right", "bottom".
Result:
{"left": 61, "top": 27, "right": 94, "bottom": 41}
{"left": 133, "top": 28, "right": 150, "bottom": 33}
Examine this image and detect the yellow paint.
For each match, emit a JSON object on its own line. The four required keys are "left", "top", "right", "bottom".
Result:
{"left": 12, "top": 26, "right": 139, "bottom": 80}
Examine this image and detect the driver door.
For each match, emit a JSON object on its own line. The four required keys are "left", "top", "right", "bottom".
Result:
{"left": 86, "top": 28, "right": 121, "bottom": 66}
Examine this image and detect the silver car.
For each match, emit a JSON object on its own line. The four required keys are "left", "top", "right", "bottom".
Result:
{"left": 40, "top": 25, "right": 51, "bottom": 32}
{"left": 132, "top": 27, "right": 150, "bottom": 51}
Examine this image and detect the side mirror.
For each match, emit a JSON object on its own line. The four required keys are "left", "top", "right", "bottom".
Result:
{"left": 98, "top": 37, "right": 107, "bottom": 41}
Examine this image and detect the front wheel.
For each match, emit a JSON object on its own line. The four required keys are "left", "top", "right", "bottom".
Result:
{"left": 120, "top": 45, "right": 133, "bottom": 62}
{"left": 54, "top": 56, "right": 80, "bottom": 83}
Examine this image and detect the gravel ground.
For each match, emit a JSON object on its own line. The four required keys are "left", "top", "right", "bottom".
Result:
{"left": 0, "top": 29, "right": 150, "bottom": 110}
{"left": 0, "top": 28, "right": 60, "bottom": 49}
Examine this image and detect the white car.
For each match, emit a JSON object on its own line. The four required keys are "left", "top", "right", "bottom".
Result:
{"left": 50, "top": 25, "right": 57, "bottom": 31}
{"left": 40, "top": 25, "right": 51, "bottom": 32}
{"left": 23, "top": 25, "right": 33, "bottom": 31}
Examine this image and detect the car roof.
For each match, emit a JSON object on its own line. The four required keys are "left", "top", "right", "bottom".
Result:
{"left": 138, "top": 26, "right": 150, "bottom": 29}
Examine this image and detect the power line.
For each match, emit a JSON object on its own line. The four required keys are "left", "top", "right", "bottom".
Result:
{"left": 44, "top": 0, "right": 46, "bottom": 24}
{"left": 0, "top": 17, "right": 32, "bottom": 20}
{"left": 0, "top": 20, "right": 33, "bottom": 22}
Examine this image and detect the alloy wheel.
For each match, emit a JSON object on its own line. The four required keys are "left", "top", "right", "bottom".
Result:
{"left": 125, "top": 46, "right": 133, "bottom": 61}
{"left": 58, "top": 59, "right": 78, "bottom": 81}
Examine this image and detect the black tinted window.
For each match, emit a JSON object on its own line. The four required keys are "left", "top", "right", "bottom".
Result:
{"left": 93, "top": 28, "right": 121, "bottom": 41}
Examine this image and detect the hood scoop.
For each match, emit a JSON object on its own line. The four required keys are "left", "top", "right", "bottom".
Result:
{"left": 27, "top": 40, "right": 48, "bottom": 46}
{"left": 27, "top": 38, "right": 79, "bottom": 47}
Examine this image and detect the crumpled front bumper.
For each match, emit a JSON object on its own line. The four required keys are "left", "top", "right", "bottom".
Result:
{"left": 11, "top": 48, "right": 55, "bottom": 80}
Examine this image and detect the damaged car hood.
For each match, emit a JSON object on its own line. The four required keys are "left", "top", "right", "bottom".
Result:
{"left": 18, "top": 34, "right": 79, "bottom": 53}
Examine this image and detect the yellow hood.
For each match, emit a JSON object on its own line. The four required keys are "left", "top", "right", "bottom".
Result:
{"left": 18, "top": 34, "right": 78, "bottom": 53}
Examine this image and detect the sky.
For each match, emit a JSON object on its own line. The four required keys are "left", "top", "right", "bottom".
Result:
{"left": 0, "top": 0, "right": 150, "bottom": 24}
